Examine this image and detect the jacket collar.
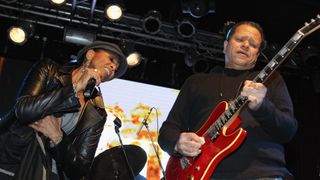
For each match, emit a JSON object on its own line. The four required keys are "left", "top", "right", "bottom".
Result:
{"left": 56, "top": 64, "right": 77, "bottom": 87}
{"left": 58, "top": 63, "right": 77, "bottom": 74}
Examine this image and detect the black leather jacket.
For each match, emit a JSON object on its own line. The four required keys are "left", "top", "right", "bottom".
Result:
{"left": 0, "top": 58, "right": 107, "bottom": 179}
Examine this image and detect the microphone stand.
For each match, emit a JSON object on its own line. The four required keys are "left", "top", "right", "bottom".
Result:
{"left": 141, "top": 118, "right": 166, "bottom": 180}
{"left": 113, "top": 118, "right": 136, "bottom": 180}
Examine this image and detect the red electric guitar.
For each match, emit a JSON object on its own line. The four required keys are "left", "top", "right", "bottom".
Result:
{"left": 165, "top": 15, "right": 320, "bottom": 180}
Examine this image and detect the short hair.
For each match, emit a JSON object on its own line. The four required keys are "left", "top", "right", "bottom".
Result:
{"left": 225, "top": 21, "right": 267, "bottom": 51}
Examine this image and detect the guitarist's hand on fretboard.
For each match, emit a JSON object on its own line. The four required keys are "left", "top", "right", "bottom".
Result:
{"left": 241, "top": 80, "right": 267, "bottom": 111}
{"left": 174, "top": 132, "right": 205, "bottom": 157}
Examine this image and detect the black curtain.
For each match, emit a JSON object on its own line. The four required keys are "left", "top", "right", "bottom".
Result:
{"left": 284, "top": 73, "right": 320, "bottom": 179}
{"left": 0, "top": 56, "right": 32, "bottom": 116}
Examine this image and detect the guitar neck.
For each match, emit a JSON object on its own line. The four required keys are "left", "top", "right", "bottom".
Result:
{"left": 253, "top": 31, "right": 304, "bottom": 83}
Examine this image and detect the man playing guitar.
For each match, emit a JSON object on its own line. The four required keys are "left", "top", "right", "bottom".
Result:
{"left": 158, "top": 21, "right": 298, "bottom": 180}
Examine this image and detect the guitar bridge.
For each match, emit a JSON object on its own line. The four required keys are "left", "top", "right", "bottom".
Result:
{"left": 180, "top": 157, "right": 190, "bottom": 170}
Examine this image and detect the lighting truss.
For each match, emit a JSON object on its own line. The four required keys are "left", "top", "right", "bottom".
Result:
{"left": 0, "top": 0, "right": 225, "bottom": 63}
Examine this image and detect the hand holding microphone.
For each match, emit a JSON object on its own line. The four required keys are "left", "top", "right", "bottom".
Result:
{"left": 83, "top": 77, "right": 97, "bottom": 98}
{"left": 82, "top": 68, "right": 101, "bottom": 99}
{"left": 72, "top": 67, "right": 101, "bottom": 98}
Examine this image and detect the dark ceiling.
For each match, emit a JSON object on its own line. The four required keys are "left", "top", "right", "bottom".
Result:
{"left": 0, "top": 0, "right": 319, "bottom": 88}
{"left": 125, "top": 0, "right": 320, "bottom": 44}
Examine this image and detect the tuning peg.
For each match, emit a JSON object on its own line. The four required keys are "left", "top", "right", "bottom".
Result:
{"left": 305, "top": 22, "right": 309, "bottom": 26}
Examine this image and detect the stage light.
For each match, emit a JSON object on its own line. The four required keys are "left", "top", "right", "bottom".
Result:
{"left": 192, "top": 59, "right": 209, "bottom": 73}
{"left": 121, "top": 42, "right": 142, "bottom": 67}
{"left": 177, "top": 18, "right": 196, "bottom": 38}
{"left": 63, "top": 26, "right": 96, "bottom": 45}
{"left": 50, "top": 0, "right": 67, "bottom": 6}
{"left": 8, "top": 22, "right": 34, "bottom": 45}
{"left": 142, "top": 10, "right": 162, "bottom": 34}
{"left": 127, "top": 52, "right": 142, "bottom": 67}
{"left": 105, "top": 0, "right": 124, "bottom": 21}
{"left": 185, "top": 49, "right": 209, "bottom": 73}
{"left": 181, "top": 0, "right": 215, "bottom": 18}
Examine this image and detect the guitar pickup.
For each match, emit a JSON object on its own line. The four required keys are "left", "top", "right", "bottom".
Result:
{"left": 210, "top": 131, "right": 220, "bottom": 141}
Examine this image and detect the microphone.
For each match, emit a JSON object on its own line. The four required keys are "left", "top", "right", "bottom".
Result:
{"left": 136, "top": 108, "right": 152, "bottom": 136}
{"left": 113, "top": 117, "right": 136, "bottom": 180}
{"left": 83, "top": 77, "right": 96, "bottom": 98}
{"left": 114, "top": 117, "right": 122, "bottom": 133}
{"left": 135, "top": 107, "right": 166, "bottom": 179}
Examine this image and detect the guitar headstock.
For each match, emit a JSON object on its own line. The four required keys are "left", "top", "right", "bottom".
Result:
{"left": 299, "top": 14, "right": 320, "bottom": 36}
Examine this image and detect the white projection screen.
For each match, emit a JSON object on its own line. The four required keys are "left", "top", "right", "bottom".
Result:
{"left": 95, "top": 78, "right": 179, "bottom": 179}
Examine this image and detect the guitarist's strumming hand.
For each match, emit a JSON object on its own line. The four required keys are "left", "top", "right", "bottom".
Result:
{"left": 241, "top": 80, "right": 267, "bottom": 111}
{"left": 174, "top": 132, "right": 205, "bottom": 157}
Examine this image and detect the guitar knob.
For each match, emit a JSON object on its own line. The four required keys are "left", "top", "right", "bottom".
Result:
{"left": 187, "top": 175, "right": 194, "bottom": 180}
{"left": 195, "top": 166, "right": 200, "bottom": 171}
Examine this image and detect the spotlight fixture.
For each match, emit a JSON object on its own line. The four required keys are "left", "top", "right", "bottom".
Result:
{"left": 142, "top": 10, "right": 162, "bottom": 34}
{"left": 192, "top": 59, "right": 210, "bottom": 73}
{"left": 185, "top": 48, "right": 210, "bottom": 73}
{"left": 105, "top": 0, "right": 124, "bottom": 21}
{"left": 126, "top": 52, "right": 142, "bottom": 67}
{"left": 49, "top": 0, "right": 67, "bottom": 6}
{"left": 8, "top": 22, "right": 34, "bottom": 45}
{"left": 177, "top": 18, "right": 196, "bottom": 38}
{"left": 63, "top": 26, "right": 96, "bottom": 45}
{"left": 185, "top": 47, "right": 210, "bottom": 73}
{"left": 122, "top": 42, "right": 142, "bottom": 67}
{"left": 181, "top": 0, "right": 215, "bottom": 18}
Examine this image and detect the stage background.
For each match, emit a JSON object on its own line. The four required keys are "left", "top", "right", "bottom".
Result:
{"left": 96, "top": 79, "right": 179, "bottom": 179}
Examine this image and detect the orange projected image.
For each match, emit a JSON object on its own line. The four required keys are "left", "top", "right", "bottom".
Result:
{"left": 96, "top": 103, "right": 164, "bottom": 180}
{"left": 97, "top": 79, "right": 179, "bottom": 180}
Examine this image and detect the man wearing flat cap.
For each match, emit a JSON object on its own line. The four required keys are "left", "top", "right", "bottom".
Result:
{"left": 0, "top": 41, "right": 128, "bottom": 180}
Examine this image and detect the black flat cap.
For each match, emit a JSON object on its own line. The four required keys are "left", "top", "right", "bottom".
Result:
{"left": 76, "top": 41, "right": 128, "bottom": 78}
